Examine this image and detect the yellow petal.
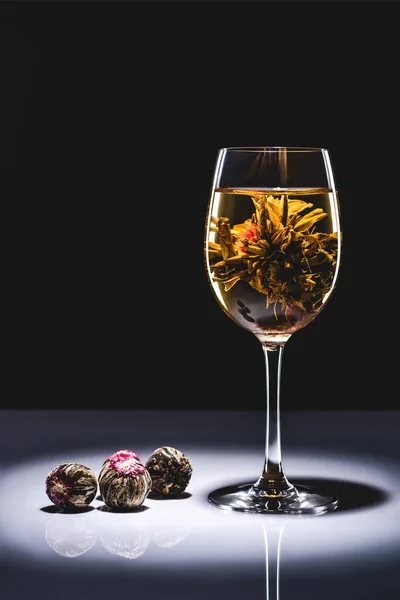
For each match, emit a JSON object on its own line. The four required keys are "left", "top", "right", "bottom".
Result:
{"left": 288, "top": 200, "right": 313, "bottom": 216}
{"left": 294, "top": 209, "right": 327, "bottom": 232}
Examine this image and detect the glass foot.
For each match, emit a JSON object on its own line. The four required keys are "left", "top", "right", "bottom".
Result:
{"left": 208, "top": 482, "right": 339, "bottom": 515}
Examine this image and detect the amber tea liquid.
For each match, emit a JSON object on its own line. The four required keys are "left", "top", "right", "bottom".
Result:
{"left": 205, "top": 187, "right": 341, "bottom": 341}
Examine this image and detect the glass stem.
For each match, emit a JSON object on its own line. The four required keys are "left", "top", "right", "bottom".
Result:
{"left": 254, "top": 342, "right": 295, "bottom": 497}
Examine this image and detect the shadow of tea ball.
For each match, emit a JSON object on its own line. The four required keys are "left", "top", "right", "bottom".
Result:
{"left": 145, "top": 446, "right": 192, "bottom": 496}
{"left": 98, "top": 449, "right": 152, "bottom": 511}
{"left": 45, "top": 463, "right": 98, "bottom": 511}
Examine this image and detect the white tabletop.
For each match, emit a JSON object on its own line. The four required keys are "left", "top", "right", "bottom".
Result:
{"left": 0, "top": 409, "right": 399, "bottom": 599}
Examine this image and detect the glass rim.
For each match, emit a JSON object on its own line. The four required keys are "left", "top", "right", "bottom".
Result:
{"left": 220, "top": 146, "right": 328, "bottom": 153}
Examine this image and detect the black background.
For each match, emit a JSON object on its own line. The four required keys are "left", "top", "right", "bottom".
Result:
{"left": 2, "top": 1, "right": 398, "bottom": 411}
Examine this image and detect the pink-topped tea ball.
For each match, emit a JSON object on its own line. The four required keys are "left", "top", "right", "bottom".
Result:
{"left": 98, "top": 449, "right": 152, "bottom": 510}
{"left": 45, "top": 463, "right": 98, "bottom": 511}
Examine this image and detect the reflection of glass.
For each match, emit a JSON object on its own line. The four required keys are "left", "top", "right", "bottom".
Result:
{"left": 45, "top": 513, "right": 97, "bottom": 558}
{"left": 263, "top": 520, "right": 287, "bottom": 600}
{"left": 205, "top": 147, "right": 342, "bottom": 514}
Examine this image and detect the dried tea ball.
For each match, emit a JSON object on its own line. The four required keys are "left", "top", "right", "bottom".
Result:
{"left": 45, "top": 463, "right": 98, "bottom": 511}
{"left": 98, "top": 449, "right": 152, "bottom": 511}
{"left": 145, "top": 446, "right": 192, "bottom": 497}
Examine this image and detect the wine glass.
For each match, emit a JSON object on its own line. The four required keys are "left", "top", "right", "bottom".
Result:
{"left": 204, "top": 147, "right": 342, "bottom": 515}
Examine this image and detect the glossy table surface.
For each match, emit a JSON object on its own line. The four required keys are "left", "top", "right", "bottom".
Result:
{"left": 1, "top": 409, "right": 399, "bottom": 599}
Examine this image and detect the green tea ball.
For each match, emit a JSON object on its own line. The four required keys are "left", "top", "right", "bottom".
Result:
{"left": 45, "top": 463, "right": 98, "bottom": 511}
{"left": 98, "top": 449, "right": 152, "bottom": 510}
{"left": 145, "top": 446, "right": 192, "bottom": 496}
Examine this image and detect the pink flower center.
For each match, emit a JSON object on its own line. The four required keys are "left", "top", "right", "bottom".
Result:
{"left": 108, "top": 449, "right": 146, "bottom": 476}
{"left": 235, "top": 223, "right": 258, "bottom": 252}
{"left": 242, "top": 223, "right": 258, "bottom": 242}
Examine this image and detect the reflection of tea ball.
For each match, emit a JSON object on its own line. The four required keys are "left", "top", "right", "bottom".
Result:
{"left": 45, "top": 463, "right": 98, "bottom": 511}
{"left": 45, "top": 513, "right": 98, "bottom": 558}
{"left": 152, "top": 523, "right": 191, "bottom": 548}
{"left": 145, "top": 446, "right": 192, "bottom": 496}
{"left": 98, "top": 517, "right": 151, "bottom": 559}
{"left": 98, "top": 449, "right": 152, "bottom": 510}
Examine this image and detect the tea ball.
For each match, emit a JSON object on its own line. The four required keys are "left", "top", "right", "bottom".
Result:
{"left": 145, "top": 446, "right": 192, "bottom": 496}
{"left": 98, "top": 449, "right": 152, "bottom": 510}
{"left": 45, "top": 463, "right": 98, "bottom": 511}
